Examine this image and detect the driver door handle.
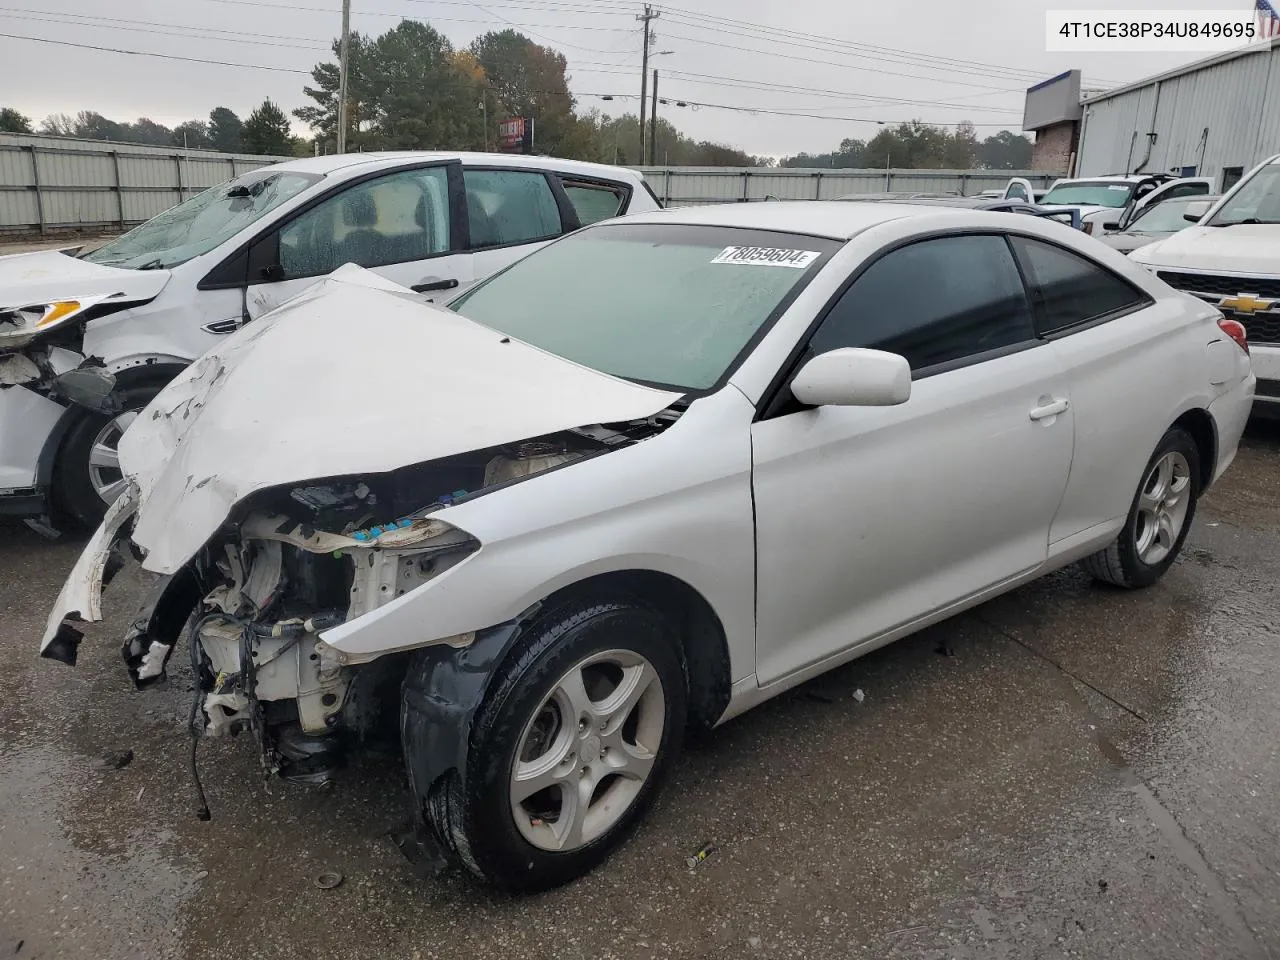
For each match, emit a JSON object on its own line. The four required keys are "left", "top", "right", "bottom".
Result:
{"left": 411, "top": 278, "right": 459, "bottom": 293}
{"left": 1029, "top": 397, "right": 1070, "bottom": 421}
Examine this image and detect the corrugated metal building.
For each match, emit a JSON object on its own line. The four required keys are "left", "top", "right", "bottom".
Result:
{"left": 1075, "top": 40, "right": 1280, "bottom": 190}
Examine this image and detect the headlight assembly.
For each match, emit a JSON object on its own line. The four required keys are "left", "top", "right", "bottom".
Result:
{"left": 0, "top": 297, "right": 103, "bottom": 347}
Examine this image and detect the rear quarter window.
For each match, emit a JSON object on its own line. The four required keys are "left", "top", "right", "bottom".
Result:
{"left": 1011, "top": 236, "right": 1148, "bottom": 335}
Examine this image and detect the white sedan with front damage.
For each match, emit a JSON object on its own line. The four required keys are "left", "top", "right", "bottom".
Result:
{"left": 41, "top": 202, "right": 1254, "bottom": 892}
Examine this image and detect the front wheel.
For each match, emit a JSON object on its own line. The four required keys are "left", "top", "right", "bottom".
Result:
{"left": 414, "top": 599, "right": 687, "bottom": 892}
{"left": 54, "top": 384, "right": 161, "bottom": 528}
{"left": 1079, "top": 426, "right": 1201, "bottom": 588}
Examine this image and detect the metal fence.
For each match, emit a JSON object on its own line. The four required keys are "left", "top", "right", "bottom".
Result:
{"left": 637, "top": 166, "right": 1064, "bottom": 206}
{"left": 0, "top": 133, "right": 287, "bottom": 236}
{"left": 0, "top": 137, "right": 1067, "bottom": 235}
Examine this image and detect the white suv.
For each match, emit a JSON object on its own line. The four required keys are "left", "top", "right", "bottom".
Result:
{"left": 0, "top": 152, "right": 659, "bottom": 528}
{"left": 1128, "top": 155, "right": 1280, "bottom": 417}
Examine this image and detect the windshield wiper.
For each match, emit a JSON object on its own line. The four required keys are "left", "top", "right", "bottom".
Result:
{"left": 135, "top": 258, "right": 167, "bottom": 270}
{"left": 1210, "top": 218, "right": 1277, "bottom": 227}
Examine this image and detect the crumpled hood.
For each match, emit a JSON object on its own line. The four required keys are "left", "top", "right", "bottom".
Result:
{"left": 123, "top": 265, "right": 681, "bottom": 574}
{"left": 1128, "top": 225, "right": 1280, "bottom": 274}
{"left": 0, "top": 249, "right": 170, "bottom": 307}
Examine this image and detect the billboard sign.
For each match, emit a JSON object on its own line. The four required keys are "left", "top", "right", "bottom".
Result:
{"left": 497, "top": 117, "right": 535, "bottom": 154}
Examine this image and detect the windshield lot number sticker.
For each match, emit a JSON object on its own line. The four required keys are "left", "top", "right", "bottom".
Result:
{"left": 711, "top": 246, "right": 821, "bottom": 268}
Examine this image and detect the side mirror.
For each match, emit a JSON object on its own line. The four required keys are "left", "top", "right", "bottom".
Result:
{"left": 1182, "top": 199, "right": 1211, "bottom": 223}
{"left": 791, "top": 348, "right": 911, "bottom": 407}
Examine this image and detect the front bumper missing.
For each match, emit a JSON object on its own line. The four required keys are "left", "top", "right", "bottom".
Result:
{"left": 40, "top": 485, "right": 138, "bottom": 665}
{"left": 399, "top": 612, "right": 534, "bottom": 874}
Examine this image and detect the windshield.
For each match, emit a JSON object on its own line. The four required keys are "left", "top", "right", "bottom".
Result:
{"left": 85, "top": 170, "right": 319, "bottom": 270}
{"left": 1128, "top": 198, "right": 1209, "bottom": 232}
{"left": 450, "top": 223, "right": 838, "bottom": 391}
{"left": 1040, "top": 181, "right": 1135, "bottom": 208}
{"left": 1207, "top": 163, "right": 1280, "bottom": 226}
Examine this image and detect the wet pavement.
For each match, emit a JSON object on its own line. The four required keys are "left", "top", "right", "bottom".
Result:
{"left": 3, "top": 422, "right": 1280, "bottom": 960}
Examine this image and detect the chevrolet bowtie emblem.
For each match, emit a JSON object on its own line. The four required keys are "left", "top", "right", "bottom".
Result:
{"left": 1218, "top": 293, "right": 1277, "bottom": 314}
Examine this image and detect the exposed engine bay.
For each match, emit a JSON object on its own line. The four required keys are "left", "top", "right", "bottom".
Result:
{"left": 136, "top": 415, "right": 678, "bottom": 785}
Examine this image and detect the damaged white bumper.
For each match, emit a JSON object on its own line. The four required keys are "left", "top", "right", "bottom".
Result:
{"left": 40, "top": 484, "right": 139, "bottom": 664}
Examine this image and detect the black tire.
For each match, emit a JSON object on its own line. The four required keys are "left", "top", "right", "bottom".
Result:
{"left": 1079, "top": 426, "right": 1201, "bottom": 588}
{"left": 54, "top": 384, "right": 162, "bottom": 529}
{"left": 421, "top": 599, "right": 687, "bottom": 892}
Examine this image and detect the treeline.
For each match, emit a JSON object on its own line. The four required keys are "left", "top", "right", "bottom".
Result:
{"left": 0, "top": 103, "right": 296, "bottom": 156}
{"left": 291, "top": 23, "right": 770, "bottom": 165}
{"left": 780, "top": 123, "right": 1033, "bottom": 170}
{"left": 0, "top": 21, "right": 1028, "bottom": 169}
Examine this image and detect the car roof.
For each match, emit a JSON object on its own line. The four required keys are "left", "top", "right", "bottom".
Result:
{"left": 1053, "top": 175, "right": 1146, "bottom": 184}
{"left": 905, "top": 197, "right": 1023, "bottom": 209}
{"left": 256, "top": 151, "right": 647, "bottom": 183}
{"left": 620, "top": 200, "right": 977, "bottom": 240}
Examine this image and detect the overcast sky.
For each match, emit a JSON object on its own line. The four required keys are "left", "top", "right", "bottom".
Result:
{"left": 0, "top": 0, "right": 1250, "bottom": 158}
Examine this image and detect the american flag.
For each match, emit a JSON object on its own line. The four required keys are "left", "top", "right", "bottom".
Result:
{"left": 1258, "top": 0, "right": 1280, "bottom": 38}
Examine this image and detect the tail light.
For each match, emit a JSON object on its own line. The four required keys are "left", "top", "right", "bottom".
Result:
{"left": 1218, "top": 316, "right": 1249, "bottom": 355}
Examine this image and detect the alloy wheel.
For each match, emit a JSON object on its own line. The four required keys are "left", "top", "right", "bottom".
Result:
{"left": 1135, "top": 450, "right": 1192, "bottom": 566}
{"left": 510, "top": 648, "right": 665, "bottom": 852}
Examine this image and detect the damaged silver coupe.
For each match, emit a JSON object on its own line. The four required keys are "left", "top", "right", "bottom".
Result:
{"left": 40, "top": 206, "right": 1253, "bottom": 890}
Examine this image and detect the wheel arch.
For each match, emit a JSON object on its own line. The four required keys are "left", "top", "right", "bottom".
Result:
{"left": 538, "top": 569, "right": 733, "bottom": 731}
{"left": 1171, "top": 407, "right": 1217, "bottom": 491}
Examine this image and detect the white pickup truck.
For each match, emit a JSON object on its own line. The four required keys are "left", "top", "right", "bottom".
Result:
{"left": 1004, "top": 173, "right": 1214, "bottom": 236}
{"left": 1128, "top": 154, "right": 1280, "bottom": 418}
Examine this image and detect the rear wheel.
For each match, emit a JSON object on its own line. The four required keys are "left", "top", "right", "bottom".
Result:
{"left": 54, "top": 384, "right": 160, "bottom": 528}
{"left": 414, "top": 599, "right": 686, "bottom": 892}
{"left": 1079, "top": 426, "right": 1200, "bottom": 588}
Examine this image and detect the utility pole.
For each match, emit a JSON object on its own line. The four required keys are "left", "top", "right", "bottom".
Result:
{"left": 637, "top": 4, "right": 659, "bottom": 166}
{"left": 337, "top": 0, "right": 351, "bottom": 153}
{"left": 649, "top": 69, "right": 659, "bottom": 166}
{"left": 481, "top": 97, "right": 489, "bottom": 151}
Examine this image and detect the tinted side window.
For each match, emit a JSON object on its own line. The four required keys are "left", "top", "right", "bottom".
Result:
{"left": 561, "top": 179, "right": 627, "bottom": 225}
{"left": 1011, "top": 237, "right": 1146, "bottom": 334}
{"left": 809, "top": 235, "right": 1034, "bottom": 371}
{"left": 277, "top": 166, "right": 451, "bottom": 280}
{"left": 463, "top": 169, "right": 562, "bottom": 248}
{"left": 1161, "top": 182, "right": 1209, "bottom": 200}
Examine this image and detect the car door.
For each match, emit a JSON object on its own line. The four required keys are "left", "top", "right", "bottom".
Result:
{"left": 1121, "top": 177, "right": 1214, "bottom": 227}
{"left": 751, "top": 234, "right": 1075, "bottom": 686}
{"left": 460, "top": 166, "right": 574, "bottom": 282}
{"left": 1007, "top": 235, "right": 1177, "bottom": 546}
{"left": 241, "top": 161, "right": 473, "bottom": 321}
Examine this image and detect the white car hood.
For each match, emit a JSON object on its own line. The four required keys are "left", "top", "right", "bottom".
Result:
{"left": 0, "top": 249, "right": 170, "bottom": 307}
{"left": 122, "top": 266, "right": 681, "bottom": 573}
{"left": 1128, "top": 225, "right": 1280, "bottom": 274}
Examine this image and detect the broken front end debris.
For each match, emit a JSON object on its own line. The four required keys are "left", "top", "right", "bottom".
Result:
{"left": 79, "top": 420, "right": 673, "bottom": 800}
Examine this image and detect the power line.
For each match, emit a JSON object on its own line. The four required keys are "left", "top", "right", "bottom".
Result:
{"left": 0, "top": 12, "right": 329, "bottom": 51}
{"left": 661, "top": 70, "right": 1023, "bottom": 114}
{"left": 422, "top": 0, "right": 631, "bottom": 52}
{"left": 656, "top": 29, "right": 1028, "bottom": 93}
{"left": 583, "top": 92, "right": 1022, "bottom": 128}
{"left": 0, "top": 31, "right": 314, "bottom": 72}
{"left": 0, "top": 6, "right": 329, "bottom": 44}
{"left": 653, "top": 4, "right": 1125, "bottom": 86}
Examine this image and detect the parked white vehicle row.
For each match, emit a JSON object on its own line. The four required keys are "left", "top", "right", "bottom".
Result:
{"left": 1005, "top": 173, "right": 1214, "bottom": 235}
{"left": 0, "top": 152, "right": 659, "bottom": 527}
{"left": 1128, "top": 154, "right": 1280, "bottom": 417}
{"left": 40, "top": 200, "right": 1253, "bottom": 891}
